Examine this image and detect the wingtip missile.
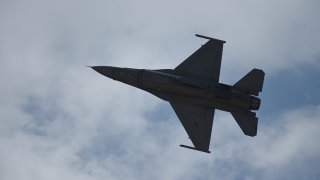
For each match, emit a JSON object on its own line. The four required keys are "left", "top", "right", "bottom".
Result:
{"left": 180, "top": 144, "right": 211, "bottom": 153}
{"left": 195, "top": 34, "right": 226, "bottom": 43}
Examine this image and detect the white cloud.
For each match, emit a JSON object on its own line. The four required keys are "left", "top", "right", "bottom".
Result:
{"left": 210, "top": 106, "right": 320, "bottom": 179}
{"left": 2, "top": 0, "right": 319, "bottom": 72}
{"left": 0, "top": 0, "right": 320, "bottom": 179}
{"left": 1, "top": 92, "right": 320, "bottom": 180}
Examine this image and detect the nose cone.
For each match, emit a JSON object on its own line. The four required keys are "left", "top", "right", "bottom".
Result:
{"left": 91, "top": 66, "right": 115, "bottom": 79}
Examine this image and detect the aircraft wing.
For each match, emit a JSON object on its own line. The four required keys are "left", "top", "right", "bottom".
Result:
{"left": 175, "top": 34, "right": 226, "bottom": 83}
{"left": 170, "top": 100, "right": 215, "bottom": 153}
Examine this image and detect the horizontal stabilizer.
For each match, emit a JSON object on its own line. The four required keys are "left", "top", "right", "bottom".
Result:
{"left": 233, "top": 69, "right": 265, "bottom": 96}
{"left": 231, "top": 112, "right": 258, "bottom": 136}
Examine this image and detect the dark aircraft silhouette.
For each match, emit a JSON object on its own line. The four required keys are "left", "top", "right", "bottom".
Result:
{"left": 90, "top": 34, "right": 265, "bottom": 153}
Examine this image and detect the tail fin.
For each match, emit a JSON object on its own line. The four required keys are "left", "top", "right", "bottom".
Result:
{"left": 231, "top": 112, "right": 258, "bottom": 136}
{"left": 233, "top": 69, "right": 265, "bottom": 96}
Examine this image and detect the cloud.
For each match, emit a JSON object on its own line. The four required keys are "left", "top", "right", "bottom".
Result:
{"left": 2, "top": 0, "right": 319, "bottom": 72}
{"left": 1, "top": 94, "right": 320, "bottom": 180}
{"left": 211, "top": 106, "right": 320, "bottom": 180}
{"left": 0, "top": 0, "right": 320, "bottom": 179}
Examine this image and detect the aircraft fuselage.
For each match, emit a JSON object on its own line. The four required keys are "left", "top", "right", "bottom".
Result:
{"left": 92, "top": 66, "right": 260, "bottom": 115}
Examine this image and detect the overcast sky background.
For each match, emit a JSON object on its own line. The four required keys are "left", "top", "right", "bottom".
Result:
{"left": 1, "top": 0, "right": 320, "bottom": 179}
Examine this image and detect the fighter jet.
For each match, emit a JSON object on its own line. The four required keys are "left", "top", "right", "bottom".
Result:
{"left": 90, "top": 34, "right": 265, "bottom": 153}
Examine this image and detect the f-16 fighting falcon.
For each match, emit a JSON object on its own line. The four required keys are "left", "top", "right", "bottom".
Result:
{"left": 90, "top": 34, "right": 265, "bottom": 153}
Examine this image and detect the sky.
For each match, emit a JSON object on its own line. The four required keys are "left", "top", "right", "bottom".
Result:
{"left": 0, "top": 0, "right": 320, "bottom": 179}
